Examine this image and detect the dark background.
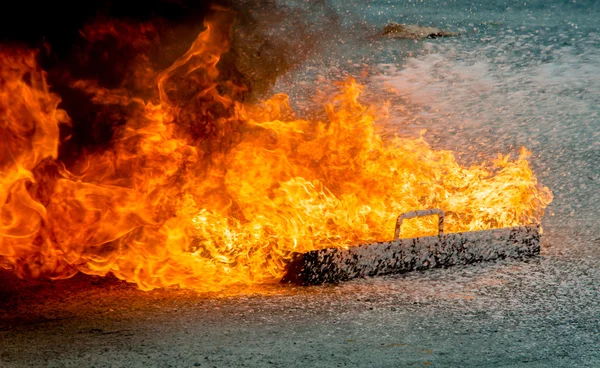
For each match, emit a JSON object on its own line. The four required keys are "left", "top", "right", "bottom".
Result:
{"left": 0, "top": 1, "right": 220, "bottom": 54}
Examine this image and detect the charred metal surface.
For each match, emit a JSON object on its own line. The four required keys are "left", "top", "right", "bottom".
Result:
{"left": 281, "top": 225, "right": 541, "bottom": 285}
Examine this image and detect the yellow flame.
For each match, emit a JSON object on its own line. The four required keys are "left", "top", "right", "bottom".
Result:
{"left": 0, "top": 18, "right": 552, "bottom": 292}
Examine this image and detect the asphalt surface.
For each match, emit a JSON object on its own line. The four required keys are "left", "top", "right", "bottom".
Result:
{"left": 1, "top": 215, "right": 599, "bottom": 367}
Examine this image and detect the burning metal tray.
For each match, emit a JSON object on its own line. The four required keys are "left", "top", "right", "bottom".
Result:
{"left": 281, "top": 209, "right": 541, "bottom": 285}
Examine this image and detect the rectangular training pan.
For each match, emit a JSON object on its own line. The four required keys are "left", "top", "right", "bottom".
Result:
{"left": 281, "top": 209, "right": 541, "bottom": 285}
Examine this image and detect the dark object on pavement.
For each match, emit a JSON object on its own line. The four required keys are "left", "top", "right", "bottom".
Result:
{"left": 381, "top": 23, "right": 459, "bottom": 39}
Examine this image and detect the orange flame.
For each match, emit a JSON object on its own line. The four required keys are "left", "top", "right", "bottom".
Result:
{"left": 0, "top": 16, "right": 553, "bottom": 292}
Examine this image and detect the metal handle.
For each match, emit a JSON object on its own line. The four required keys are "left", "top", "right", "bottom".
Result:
{"left": 394, "top": 209, "right": 445, "bottom": 240}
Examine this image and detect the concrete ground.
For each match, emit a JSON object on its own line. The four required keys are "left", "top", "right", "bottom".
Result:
{"left": 1, "top": 217, "right": 599, "bottom": 368}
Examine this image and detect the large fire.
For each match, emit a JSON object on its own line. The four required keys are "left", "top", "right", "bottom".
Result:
{"left": 0, "top": 12, "right": 552, "bottom": 292}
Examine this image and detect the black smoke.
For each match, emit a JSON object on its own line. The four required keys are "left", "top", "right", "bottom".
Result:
{"left": 0, "top": 0, "right": 342, "bottom": 162}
